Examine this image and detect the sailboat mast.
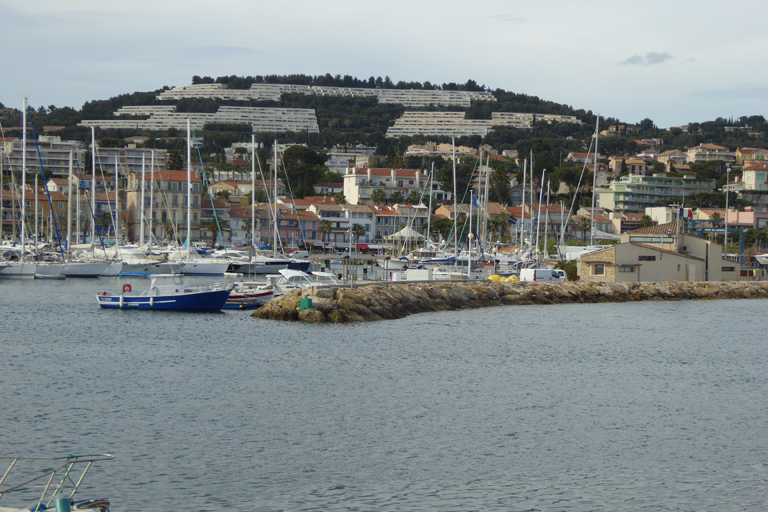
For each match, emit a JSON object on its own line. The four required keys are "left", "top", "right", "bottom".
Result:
{"left": 139, "top": 154, "right": 145, "bottom": 250}
{"left": 186, "top": 119, "right": 192, "bottom": 258}
{"left": 149, "top": 150, "right": 154, "bottom": 247}
{"left": 251, "top": 134, "right": 256, "bottom": 247}
{"left": 520, "top": 159, "right": 526, "bottom": 249}
{"left": 452, "top": 137, "right": 457, "bottom": 269}
{"left": 76, "top": 169, "right": 80, "bottom": 245}
{"left": 90, "top": 127, "right": 96, "bottom": 252}
{"left": 273, "top": 141, "right": 278, "bottom": 258}
{"left": 114, "top": 155, "right": 119, "bottom": 246}
{"left": 535, "top": 169, "right": 546, "bottom": 259}
{"left": 66, "top": 151, "right": 72, "bottom": 260}
{"left": 544, "top": 178, "right": 550, "bottom": 259}
{"left": 34, "top": 174, "right": 38, "bottom": 252}
{"left": 590, "top": 115, "right": 600, "bottom": 246}
{"left": 468, "top": 190, "right": 473, "bottom": 279}
{"left": 426, "top": 163, "right": 434, "bottom": 244}
{"left": 483, "top": 153, "right": 491, "bottom": 254}
{"left": 20, "top": 97, "right": 27, "bottom": 255}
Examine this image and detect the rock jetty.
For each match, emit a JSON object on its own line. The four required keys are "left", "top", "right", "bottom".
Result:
{"left": 252, "top": 280, "right": 768, "bottom": 324}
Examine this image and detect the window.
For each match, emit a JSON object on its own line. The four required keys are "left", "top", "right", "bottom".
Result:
{"left": 593, "top": 264, "right": 605, "bottom": 275}
{"left": 171, "top": 182, "right": 178, "bottom": 191}
{"left": 618, "top": 266, "right": 634, "bottom": 272}
{"left": 172, "top": 195, "right": 178, "bottom": 206}
{"left": 193, "top": 213, "right": 198, "bottom": 223}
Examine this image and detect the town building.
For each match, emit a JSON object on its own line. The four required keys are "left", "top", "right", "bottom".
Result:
{"left": 686, "top": 143, "right": 736, "bottom": 165}
{"left": 595, "top": 174, "right": 716, "bottom": 214}
{"left": 578, "top": 222, "right": 731, "bottom": 282}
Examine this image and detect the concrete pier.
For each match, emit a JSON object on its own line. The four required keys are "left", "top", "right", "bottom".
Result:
{"left": 252, "top": 280, "right": 768, "bottom": 324}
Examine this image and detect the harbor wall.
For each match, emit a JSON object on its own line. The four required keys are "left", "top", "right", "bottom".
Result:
{"left": 252, "top": 280, "right": 768, "bottom": 324}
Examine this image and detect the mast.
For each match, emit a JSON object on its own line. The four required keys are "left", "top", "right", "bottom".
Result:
{"left": 426, "top": 163, "right": 434, "bottom": 244}
{"left": 544, "top": 178, "right": 551, "bottom": 260}
{"left": 483, "top": 153, "right": 491, "bottom": 253}
{"left": 251, "top": 134, "right": 256, "bottom": 247}
{"left": 149, "top": 150, "right": 154, "bottom": 247}
{"left": 452, "top": 137, "right": 457, "bottom": 269}
{"left": 66, "top": 151, "right": 72, "bottom": 260}
{"left": 76, "top": 168, "right": 81, "bottom": 245}
{"left": 186, "top": 119, "right": 192, "bottom": 258}
{"left": 20, "top": 97, "right": 27, "bottom": 255}
{"left": 90, "top": 127, "right": 96, "bottom": 252}
{"left": 590, "top": 115, "right": 599, "bottom": 246}
{"left": 114, "top": 155, "right": 119, "bottom": 247}
{"left": 520, "top": 159, "right": 526, "bottom": 249}
{"left": 535, "top": 169, "right": 546, "bottom": 260}
{"left": 34, "top": 174, "right": 38, "bottom": 253}
{"left": 139, "top": 154, "right": 145, "bottom": 250}
{"left": 273, "top": 140, "right": 278, "bottom": 257}
{"left": 468, "top": 190, "right": 473, "bottom": 278}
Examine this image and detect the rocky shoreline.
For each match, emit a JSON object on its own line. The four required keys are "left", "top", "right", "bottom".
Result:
{"left": 251, "top": 280, "right": 768, "bottom": 323}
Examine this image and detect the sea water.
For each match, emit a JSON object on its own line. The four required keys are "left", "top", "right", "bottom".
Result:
{"left": 1, "top": 279, "right": 767, "bottom": 511}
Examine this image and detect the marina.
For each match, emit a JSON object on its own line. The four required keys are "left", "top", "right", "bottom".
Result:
{"left": 1, "top": 278, "right": 767, "bottom": 510}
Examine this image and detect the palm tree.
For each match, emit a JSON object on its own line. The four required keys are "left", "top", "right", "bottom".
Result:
{"left": 334, "top": 192, "right": 346, "bottom": 205}
{"left": 371, "top": 188, "right": 387, "bottom": 205}
{"left": 640, "top": 214, "right": 653, "bottom": 228}
{"left": 207, "top": 220, "right": 219, "bottom": 247}
{"left": 576, "top": 216, "right": 592, "bottom": 242}
{"left": 243, "top": 217, "right": 253, "bottom": 245}
{"left": 319, "top": 220, "right": 332, "bottom": 254}
{"left": 406, "top": 190, "right": 421, "bottom": 204}
{"left": 389, "top": 191, "right": 404, "bottom": 204}
{"left": 352, "top": 223, "right": 366, "bottom": 251}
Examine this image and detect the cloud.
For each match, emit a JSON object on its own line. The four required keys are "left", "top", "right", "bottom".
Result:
{"left": 488, "top": 14, "right": 525, "bottom": 23}
{"left": 621, "top": 52, "right": 673, "bottom": 66}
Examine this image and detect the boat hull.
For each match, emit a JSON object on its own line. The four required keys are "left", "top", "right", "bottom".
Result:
{"left": 0, "top": 262, "right": 37, "bottom": 278}
{"left": 178, "top": 261, "right": 230, "bottom": 275}
{"left": 97, "top": 289, "right": 230, "bottom": 311}
{"left": 63, "top": 262, "right": 115, "bottom": 278}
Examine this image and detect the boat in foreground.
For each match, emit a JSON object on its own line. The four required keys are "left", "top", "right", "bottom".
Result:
{"left": 96, "top": 273, "right": 230, "bottom": 311}
{"left": 0, "top": 454, "right": 112, "bottom": 512}
{"left": 223, "top": 281, "right": 275, "bottom": 310}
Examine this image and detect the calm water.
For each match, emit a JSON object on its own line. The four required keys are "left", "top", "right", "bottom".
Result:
{"left": 1, "top": 279, "right": 767, "bottom": 511}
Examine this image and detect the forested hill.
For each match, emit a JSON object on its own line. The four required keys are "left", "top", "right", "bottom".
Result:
{"left": 1, "top": 74, "right": 766, "bottom": 163}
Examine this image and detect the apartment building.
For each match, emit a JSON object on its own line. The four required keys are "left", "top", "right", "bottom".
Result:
{"left": 735, "top": 147, "right": 768, "bottom": 165}
{"left": 658, "top": 150, "right": 687, "bottom": 172}
{"left": 686, "top": 143, "right": 736, "bottom": 164}
{"left": 386, "top": 111, "right": 581, "bottom": 138}
{"left": 596, "top": 174, "right": 715, "bottom": 214}
{"left": 4, "top": 136, "right": 86, "bottom": 177}
{"left": 343, "top": 168, "right": 431, "bottom": 206}
{"left": 156, "top": 83, "right": 496, "bottom": 107}
{"left": 124, "top": 170, "right": 203, "bottom": 243}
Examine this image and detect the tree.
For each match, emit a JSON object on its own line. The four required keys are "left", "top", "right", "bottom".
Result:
{"left": 371, "top": 188, "right": 387, "bottom": 205}
{"left": 282, "top": 145, "right": 327, "bottom": 198}
{"left": 334, "top": 192, "right": 346, "bottom": 204}
{"left": 319, "top": 220, "right": 332, "bottom": 253}
{"left": 352, "top": 223, "right": 366, "bottom": 249}
{"left": 576, "top": 216, "right": 592, "bottom": 241}
{"left": 640, "top": 215, "right": 653, "bottom": 227}
{"left": 207, "top": 220, "right": 219, "bottom": 247}
{"left": 243, "top": 217, "right": 253, "bottom": 245}
{"left": 389, "top": 191, "right": 404, "bottom": 204}
{"left": 406, "top": 190, "right": 422, "bottom": 204}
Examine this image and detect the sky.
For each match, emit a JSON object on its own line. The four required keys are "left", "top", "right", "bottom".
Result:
{"left": 2, "top": 0, "right": 767, "bottom": 129}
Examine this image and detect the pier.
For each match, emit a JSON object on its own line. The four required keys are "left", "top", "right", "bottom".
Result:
{"left": 252, "top": 280, "right": 768, "bottom": 323}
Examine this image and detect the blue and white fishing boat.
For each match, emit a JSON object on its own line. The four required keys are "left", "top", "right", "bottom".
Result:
{"left": 96, "top": 273, "right": 230, "bottom": 310}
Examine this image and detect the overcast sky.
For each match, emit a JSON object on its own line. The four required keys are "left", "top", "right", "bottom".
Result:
{"left": 2, "top": 0, "right": 766, "bottom": 129}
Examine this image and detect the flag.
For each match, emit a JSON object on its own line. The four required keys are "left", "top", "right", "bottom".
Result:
{"left": 471, "top": 195, "right": 480, "bottom": 210}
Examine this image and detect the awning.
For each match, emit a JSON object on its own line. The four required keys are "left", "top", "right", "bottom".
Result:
{"left": 356, "top": 244, "right": 370, "bottom": 250}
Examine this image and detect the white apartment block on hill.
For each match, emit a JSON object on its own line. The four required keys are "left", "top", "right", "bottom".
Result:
{"left": 80, "top": 106, "right": 320, "bottom": 134}
{"left": 386, "top": 111, "right": 582, "bottom": 138}
{"left": 156, "top": 83, "right": 496, "bottom": 107}
{"left": 686, "top": 143, "right": 736, "bottom": 164}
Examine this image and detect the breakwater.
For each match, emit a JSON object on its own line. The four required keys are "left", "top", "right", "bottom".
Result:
{"left": 252, "top": 280, "right": 768, "bottom": 323}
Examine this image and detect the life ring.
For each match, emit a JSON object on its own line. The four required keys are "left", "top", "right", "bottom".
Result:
{"left": 122, "top": 284, "right": 132, "bottom": 293}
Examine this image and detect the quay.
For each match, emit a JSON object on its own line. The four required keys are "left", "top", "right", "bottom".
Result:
{"left": 252, "top": 280, "right": 768, "bottom": 323}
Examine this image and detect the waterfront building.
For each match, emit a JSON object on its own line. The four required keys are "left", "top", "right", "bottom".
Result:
{"left": 578, "top": 221, "right": 731, "bottom": 282}
{"left": 595, "top": 174, "right": 715, "bottom": 214}
{"left": 124, "top": 170, "right": 203, "bottom": 243}
{"left": 3, "top": 136, "right": 85, "bottom": 177}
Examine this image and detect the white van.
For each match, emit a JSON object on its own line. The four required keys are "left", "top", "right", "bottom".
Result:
{"left": 519, "top": 268, "right": 567, "bottom": 282}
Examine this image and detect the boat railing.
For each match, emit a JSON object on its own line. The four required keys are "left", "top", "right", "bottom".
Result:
{"left": 0, "top": 454, "right": 113, "bottom": 512}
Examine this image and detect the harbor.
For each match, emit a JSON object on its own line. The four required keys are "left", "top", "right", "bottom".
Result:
{"left": 1, "top": 278, "right": 767, "bottom": 511}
